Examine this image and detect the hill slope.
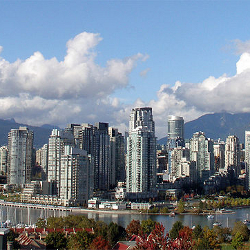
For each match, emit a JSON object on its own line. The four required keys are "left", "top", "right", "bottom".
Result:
{"left": 158, "top": 112, "right": 250, "bottom": 144}
{"left": 0, "top": 119, "right": 54, "bottom": 149}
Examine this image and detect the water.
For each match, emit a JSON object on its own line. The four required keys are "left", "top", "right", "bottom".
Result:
{"left": 1, "top": 204, "right": 249, "bottom": 231}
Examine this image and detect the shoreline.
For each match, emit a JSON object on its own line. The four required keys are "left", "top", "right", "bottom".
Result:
{"left": 0, "top": 200, "right": 238, "bottom": 216}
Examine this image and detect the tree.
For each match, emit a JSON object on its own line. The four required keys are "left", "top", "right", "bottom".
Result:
{"left": 107, "top": 222, "right": 126, "bottom": 247}
{"left": 231, "top": 231, "right": 244, "bottom": 249}
{"left": 45, "top": 231, "right": 67, "bottom": 249}
{"left": 126, "top": 219, "right": 141, "bottom": 238}
{"left": 7, "top": 230, "right": 20, "bottom": 250}
{"left": 213, "top": 226, "right": 231, "bottom": 243}
{"left": 149, "top": 206, "right": 160, "bottom": 213}
{"left": 93, "top": 221, "right": 108, "bottom": 239}
{"left": 64, "top": 214, "right": 83, "bottom": 228}
{"left": 46, "top": 216, "right": 65, "bottom": 228}
{"left": 192, "top": 225, "right": 203, "bottom": 239}
{"left": 36, "top": 218, "right": 47, "bottom": 228}
{"left": 141, "top": 218, "right": 158, "bottom": 235}
{"left": 89, "top": 236, "right": 111, "bottom": 250}
{"left": 169, "top": 221, "right": 184, "bottom": 239}
{"left": 67, "top": 230, "right": 94, "bottom": 249}
{"left": 136, "top": 223, "right": 170, "bottom": 250}
{"left": 177, "top": 226, "right": 194, "bottom": 250}
{"left": 78, "top": 216, "right": 95, "bottom": 229}
{"left": 160, "top": 207, "right": 169, "bottom": 213}
{"left": 202, "top": 226, "right": 220, "bottom": 250}
{"left": 177, "top": 199, "right": 185, "bottom": 213}
{"left": 198, "top": 200, "right": 204, "bottom": 210}
{"left": 232, "top": 221, "right": 249, "bottom": 241}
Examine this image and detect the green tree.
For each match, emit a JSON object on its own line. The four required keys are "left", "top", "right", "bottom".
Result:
{"left": 7, "top": 230, "right": 20, "bottom": 250}
{"left": 94, "top": 221, "right": 108, "bottom": 239}
{"left": 36, "top": 218, "right": 47, "bottom": 228}
{"left": 148, "top": 206, "right": 159, "bottom": 213}
{"left": 67, "top": 230, "right": 94, "bottom": 250}
{"left": 160, "top": 207, "right": 169, "bottom": 213}
{"left": 45, "top": 231, "right": 67, "bottom": 249}
{"left": 192, "top": 225, "right": 203, "bottom": 239}
{"left": 193, "top": 237, "right": 210, "bottom": 250}
{"left": 177, "top": 199, "right": 185, "bottom": 213}
{"left": 232, "top": 221, "right": 249, "bottom": 241}
{"left": 46, "top": 216, "right": 64, "bottom": 228}
{"left": 78, "top": 217, "right": 95, "bottom": 229}
{"left": 169, "top": 221, "right": 183, "bottom": 239}
{"left": 231, "top": 231, "right": 244, "bottom": 249}
{"left": 141, "top": 218, "right": 158, "bottom": 235}
{"left": 213, "top": 226, "right": 232, "bottom": 243}
{"left": 198, "top": 200, "right": 204, "bottom": 210}
{"left": 64, "top": 214, "right": 82, "bottom": 228}
{"left": 107, "top": 222, "right": 125, "bottom": 247}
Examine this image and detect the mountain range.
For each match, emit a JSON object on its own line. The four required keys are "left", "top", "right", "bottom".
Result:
{"left": 158, "top": 112, "right": 250, "bottom": 145}
{"left": 0, "top": 112, "right": 250, "bottom": 149}
{"left": 0, "top": 119, "right": 58, "bottom": 149}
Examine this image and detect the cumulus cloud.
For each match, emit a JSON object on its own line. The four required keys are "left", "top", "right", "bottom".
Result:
{"left": 114, "top": 39, "right": 250, "bottom": 138}
{"left": 233, "top": 39, "right": 250, "bottom": 55}
{"left": 0, "top": 32, "right": 146, "bottom": 100}
{"left": 1, "top": 34, "right": 250, "bottom": 140}
{"left": 0, "top": 32, "right": 148, "bottom": 131}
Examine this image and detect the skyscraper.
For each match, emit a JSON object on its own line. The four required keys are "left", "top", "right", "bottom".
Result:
{"left": 94, "top": 122, "right": 111, "bottom": 191}
{"left": 60, "top": 146, "right": 93, "bottom": 206}
{"left": 245, "top": 131, "right": 250, "bottom": 189}
{"left": 47, "top": 129, "right": 64, "bottom": 195}
{"left": 0, "top": 146, "right": 8, "bottom": 175}
{"left": 36, "top": 144, "right": 48, "bottom": 177}
{"left": 108, "top": 127, "right": 125, "bottom": 186}
{"left": 7, "top": 127, "right": 34, "bottom": 185}
{"left": 225, "top": 135, "right": 240, "bottom": 177}
{"left": 189, "top": 131, "right": 214, "bottom": 183}
{"left": 167, "top": 115, "right": 184, "bottom": 141}
{"left": 126, "top": 107, "right": 157, "bottom": 199}
{"left": 167, "top": 116, "right": 184, "bottom": 176}
{"left": 213, "top": 140, "right": 225, "bottom": 172}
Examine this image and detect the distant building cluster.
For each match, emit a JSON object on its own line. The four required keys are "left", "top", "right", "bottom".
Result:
{"left": 1, "top": 107, "right": 250, "bottom": 205}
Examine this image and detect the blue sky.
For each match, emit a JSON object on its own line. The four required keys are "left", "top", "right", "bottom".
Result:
{"left": 1, "top": 1, "right": 250, "bottom": 137}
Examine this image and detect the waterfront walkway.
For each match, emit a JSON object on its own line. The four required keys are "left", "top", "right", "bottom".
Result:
{"left": 0, "top": 200, "right": 137, "bottom": 214}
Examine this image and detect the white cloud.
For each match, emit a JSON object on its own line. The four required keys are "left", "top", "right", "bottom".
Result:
{"left": 0, "top": 32, "right": 146, "bottom": 100}
{"left": 111, "top": 40, "right": 250, "bottom": 139}
{"left": 0, "top": 32, "right": 149, "bottom": 132}
{"left": 236, "top": 52, "right": 250, "bottom": 74}
{"left": 140, "top": 68, "right": 150, "bottom": 77}
{"left": 1, "top": 35, "right": 250, "bottom": 140}
{"left": 233, "top": 39, "right": 250, "bottom": 55}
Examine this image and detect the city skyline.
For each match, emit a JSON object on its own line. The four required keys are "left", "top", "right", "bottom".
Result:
{"left": 1, "top": 2, "right": 250, "bottom": 138}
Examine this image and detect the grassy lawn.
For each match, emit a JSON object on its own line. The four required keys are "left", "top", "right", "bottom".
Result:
{"left": 221, "top": 244, "right": 234, "bottom": 250}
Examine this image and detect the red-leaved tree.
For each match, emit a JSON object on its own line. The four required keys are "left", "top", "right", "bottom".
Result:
{"left": 136, "top": 223, "right": 172, "bottom": 250}
{"left": 89, "top": 236, "right": 111, "bottom": 250}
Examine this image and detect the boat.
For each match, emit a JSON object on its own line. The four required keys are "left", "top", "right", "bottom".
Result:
{"left": 243, "top": 219, "right": 250, "bottom": 225}
{"left": 243, "top": 214, "right": 250, "bottom": 225}
{"left": 213, "top": 221, "right": 222, "bottom": 227}
{"left": 170, "top": 212, "right": 175, "bottom": 217}
{"left": 207, "top": 215, "right": 214, "bottom": 219}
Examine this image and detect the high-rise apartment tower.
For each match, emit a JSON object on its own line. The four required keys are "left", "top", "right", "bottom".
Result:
{"left": 126, "top": 107, "right": 157, "bottom": 199}
{"left": 7, "top": 127, "right": 33, "bottom": 185}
